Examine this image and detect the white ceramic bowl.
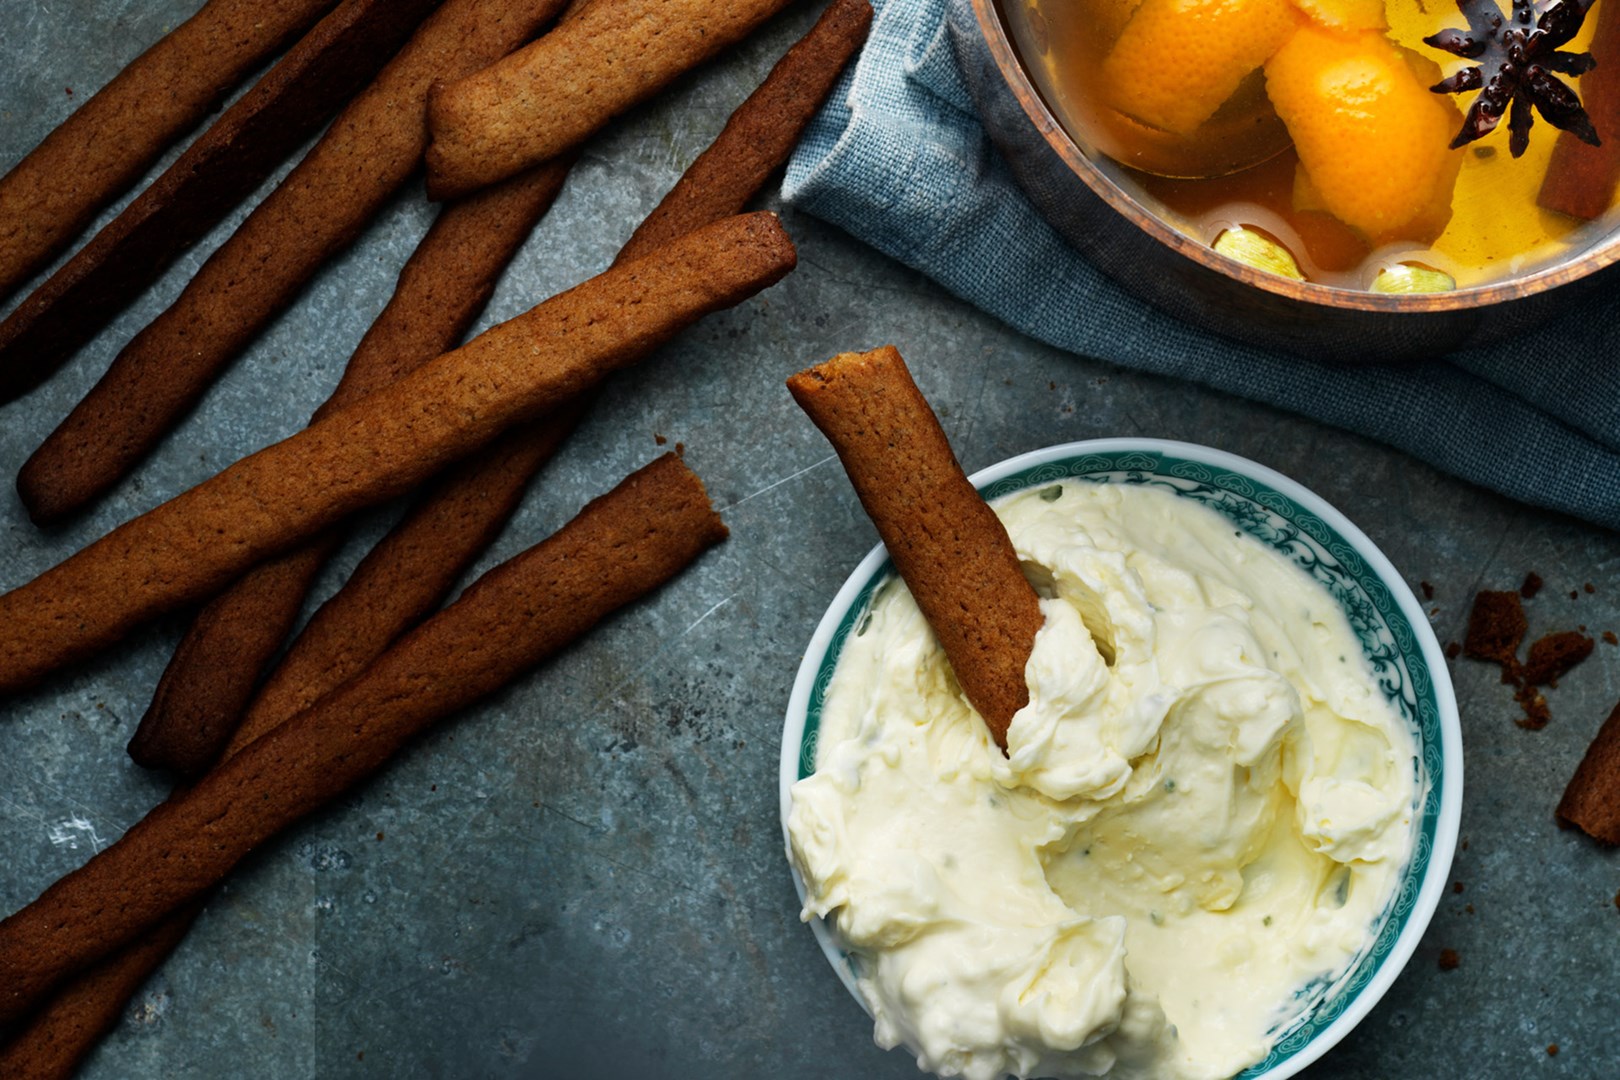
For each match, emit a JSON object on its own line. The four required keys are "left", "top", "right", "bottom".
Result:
{"left": 779, "top": 437, "right": 1462, "bottom": 1079}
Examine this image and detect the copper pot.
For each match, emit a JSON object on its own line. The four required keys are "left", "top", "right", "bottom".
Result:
{"left": 950, "top": 0, "right": 1620, "bottom": 362}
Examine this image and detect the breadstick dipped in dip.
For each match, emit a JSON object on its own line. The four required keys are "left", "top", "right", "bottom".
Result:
{"left": 0, "top": 453, "right": 729, "bottom": 1031}
{"left": 787, "top": 346, "right": 1043, "bottom": 748}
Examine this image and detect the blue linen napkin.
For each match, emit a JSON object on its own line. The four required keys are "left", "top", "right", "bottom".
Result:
{"left": 783, "top": 0, "right": 1620, "bottom": 531}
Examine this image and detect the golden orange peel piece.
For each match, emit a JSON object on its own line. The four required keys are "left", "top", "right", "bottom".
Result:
{"left": 1103, "top": 0, "right": 1302, "bottom": 136}
{"left": 1265, "top": 25, "right": 1459, "bottom": 237}
{"left": 1287, "top": 0, "right": 1386, "bottom": 32}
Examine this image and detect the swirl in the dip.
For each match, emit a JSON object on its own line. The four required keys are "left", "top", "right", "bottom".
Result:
{"left": 789, "top": 481, "right": 1417, "bottom": 1080}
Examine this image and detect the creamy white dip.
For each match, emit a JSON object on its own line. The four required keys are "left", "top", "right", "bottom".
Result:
{"left": 788, "top": 480, "right": 1417, "bottom": 1080}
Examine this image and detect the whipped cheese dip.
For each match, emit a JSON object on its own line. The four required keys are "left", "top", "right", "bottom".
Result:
{"left": 788, "top": 480, "right": 1419, "bottom": 1080}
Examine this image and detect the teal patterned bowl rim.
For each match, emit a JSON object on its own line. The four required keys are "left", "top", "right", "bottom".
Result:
{"left": 778, "top": 438, "right": 1462, "bottom": 1080}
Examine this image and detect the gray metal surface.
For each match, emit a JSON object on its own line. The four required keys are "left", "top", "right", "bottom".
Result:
{"left": 2, "top": 3, "right": 1617, "bottom": 1078}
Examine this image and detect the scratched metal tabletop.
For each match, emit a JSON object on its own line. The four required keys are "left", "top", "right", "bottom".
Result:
{"left": 2, "top": 3, "right": 1618, "bottom": 1078}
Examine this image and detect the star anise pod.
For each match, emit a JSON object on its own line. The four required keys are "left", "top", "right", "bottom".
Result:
{"left": 1425, "top": 0, "right": 1602, "bottom": 158}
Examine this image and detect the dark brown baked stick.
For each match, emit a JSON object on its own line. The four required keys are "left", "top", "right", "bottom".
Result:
{"left": 128, "top": 158, "right": 578, "bottom": 778}
{"left": 0, "top": 212, "right": 796, "bottom": 695}
{"left": 228, "top": 409, "right": 583, "bottom": 757}
{"left": 615, "top": 0, "right": 871, "bottom": 266}
{"left": 0, "top": 0, "right": 445, "bottom": 405}
{"left": 0, "top": 0, "right": 339, "bottom": 302}
{"left": 425, "top": 0, "right": 795, "bottom": 200}
{"left": 0, "top": 453, "right": 727, "bottom": 1029}
{"left": 231, "top": 1, "right": 869, "bottom": 758}
{"left": 0, "top": 903, "right": 200, "bottom": 1080}
{"left": 16, "top": 0, "right": 572, "bottom": 526}
{"left": 1557, "top": 699, "right": 1620, "bottom": 845}
{"left": 787, "top": 346, "right": 1043, "bottom": 748}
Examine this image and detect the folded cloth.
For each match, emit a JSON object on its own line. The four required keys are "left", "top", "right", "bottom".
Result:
{"left": 784, "top": 0, "right": 1620, "bottom": 532}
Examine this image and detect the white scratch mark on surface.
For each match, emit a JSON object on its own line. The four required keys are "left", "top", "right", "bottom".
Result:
{"left": 47, "top": 815, "right": 105, "bottom": 853}
{"left": 679, "top": 594, "right": 735, "bottom": 639}
{"left": 714, "top": 454, "right": 837, "bottom": 513}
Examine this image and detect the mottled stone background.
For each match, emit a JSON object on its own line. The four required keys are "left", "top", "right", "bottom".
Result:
{"left": 1, "top": 2, "right": 1617, "bottom": 1077}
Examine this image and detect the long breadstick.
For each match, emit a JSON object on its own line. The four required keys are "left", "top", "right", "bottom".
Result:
{"left": 128, "top": 159, "right": 577, "bottom": 777}
{"left": 424, "top": 0, "right": 794, "bottom": 200}
{"left": 786, "top": 346, "right": 1043, "bottom": 747}
{"left": 230, "top": 0, "right": 871, "bottom": 760}
{"left": 0, "top": 904, "right": 199, "bottom": 1080}
{"left": 0, "top": 0, "right": 445, "bottom": 404}
{"left": 0, "top": 212, "right": 796, "bottom": 694}
{"left": 16, "top": 0, "right": 572, "bottom": 526}
{"left": 0, "top": 0, "right": 338, "bottom": 302}
{"left": 615, "top": 0, "right": 872, "bottom": 266}
{"left": 0, "top": 453, "right": 728, "bottom": 1029}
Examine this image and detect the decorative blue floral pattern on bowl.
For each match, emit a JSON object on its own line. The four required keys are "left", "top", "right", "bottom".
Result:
{"left": 790, "top": 449, "right": 1444, "bottom": 1080}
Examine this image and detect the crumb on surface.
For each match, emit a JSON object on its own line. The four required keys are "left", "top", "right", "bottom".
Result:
{"left": 1465, "top": 903, "right": 1475, "bottom": 914}
{"left": 1453, "top": 881, "right": 1465, "bottom": 894}
{"left": 1585, "top": 582, "right": 1596, "bottom": 594}
{"left": 1604, "top": 631, "right": 1618, "bottom": 646}
{"left": 1445, "top": 641, "right": 1461, "bottom": 660}
{"left": 1523, "top": 631, "right": 1595, "bottom": 688}
{"left": 1439, "top": 948, "right": 1461, "bottom": 972}
{"left": 1571, "top": 590, "right": 1579, "bottom": 600}
{"left": 655, "top": 433, "right": 667, "bottom": 445}
{"left": 1422, "top": 580, "right": 1435, "bottom": 600}
{"left": 1521, "top": 572, "right": 1544, "bottom": 598}
{"left": 1464, "top": 591, "right": 1527, "bottom": 667}
{"left": 1547, "top": 1044, "right": 1559, "bottom": 1057}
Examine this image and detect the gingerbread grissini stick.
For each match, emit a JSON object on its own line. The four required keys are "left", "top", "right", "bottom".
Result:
{"left": 128, "top": 157, "right": 578, "bottom": 778}
{"left": 229, "top": 0, "right": 873, "bottom": 759}
{"left": 425, "top": 0, "right": 795, "bottom": 200}
{"left": 615, "top": 0, "right": 872, "bottom": 267}
{"left": 1556, "top": 698, "right": 1620, "bottom": 845}
{"left": 787, "top": 346, "right": 1043, "bottom": 748}
{"left": 0, "top": 0, "right": 446, "bottom": 404}
{"left": 0, "top": 905, "right": 199, "bottom": 1080}
{"left": 0, "top": 0, "right": 339, "bottom": 302}
{"left": 16, "top": 0, "right": 573, "bottom": 526}
{"left": 0, "top": 453, "right": 728, "bottom": 1030}
{"left": 0, "top": 212, "right": 796, "bottom": 695}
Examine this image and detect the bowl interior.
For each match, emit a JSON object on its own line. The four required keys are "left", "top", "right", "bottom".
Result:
{"left": 779, "top": 438, "right": 1461, "bottom": 1080}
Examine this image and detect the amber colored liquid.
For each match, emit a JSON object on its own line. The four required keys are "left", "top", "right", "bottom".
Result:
{"left": 1012, "top": 0, "right": 1619, "bottom": 289}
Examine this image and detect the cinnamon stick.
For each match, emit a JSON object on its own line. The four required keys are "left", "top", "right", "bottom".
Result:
{"left": 1538, "top": 0, "right": 1620, "bottom": 220}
